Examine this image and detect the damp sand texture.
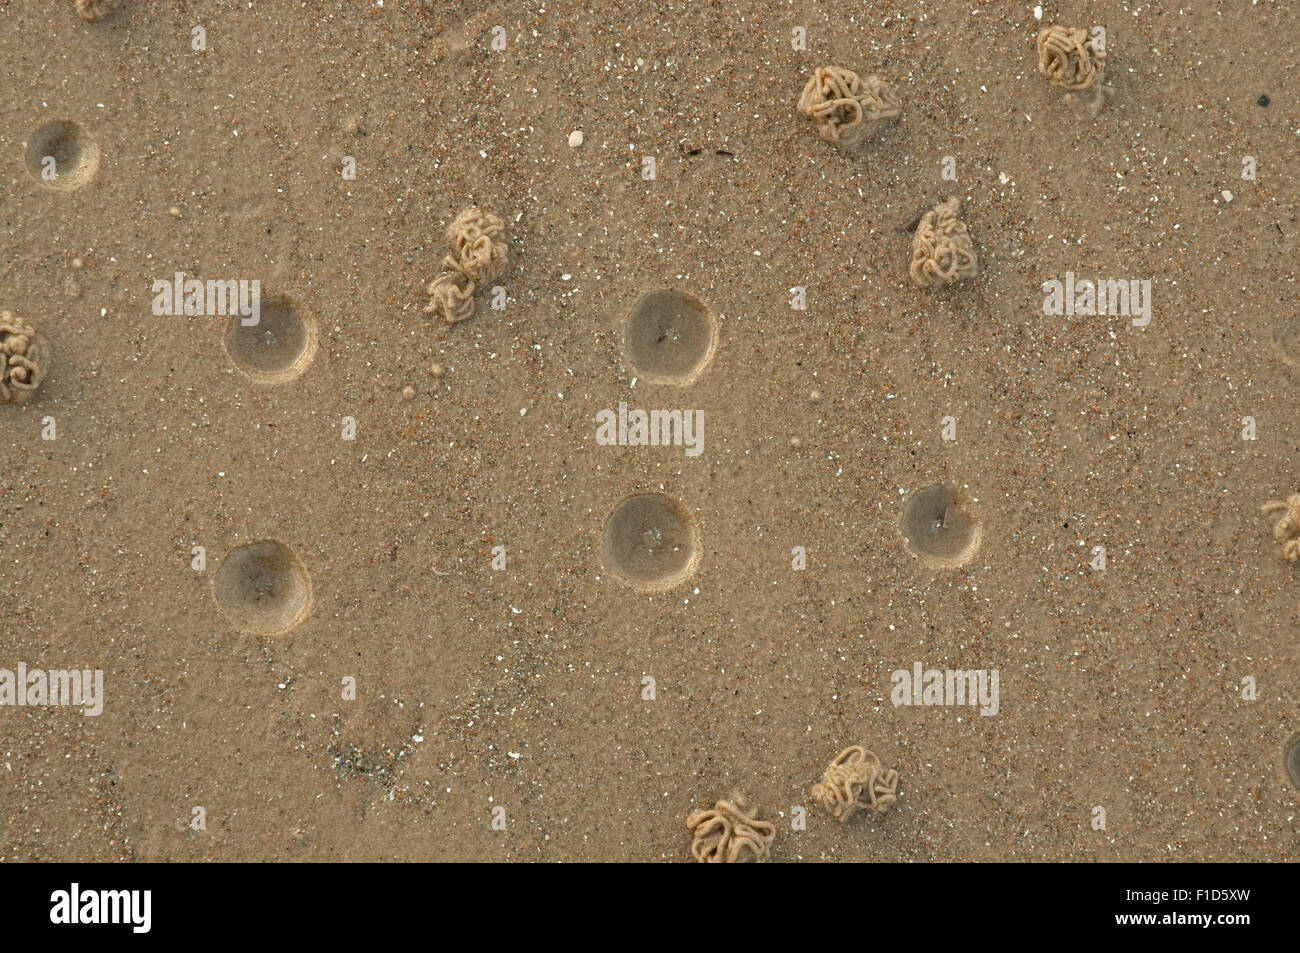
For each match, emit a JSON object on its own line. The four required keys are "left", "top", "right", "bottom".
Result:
{"left": 1, "top": 1, "right": 1298, "bottom": 864}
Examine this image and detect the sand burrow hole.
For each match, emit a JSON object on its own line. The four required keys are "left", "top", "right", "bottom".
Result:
{"left": 1269, "top": 315, "right": 1300, "bottom": 372}
{"left": 25, "top": 120, "right": 100, "bottom": 191}
{"left": 899, "top": 483, "right": 983, "bottom": 568}
{"left": 602, "top": 493, "right": 700, "bottom": 590}
{"left": 212, "top": 540, "right": 312, "bottom": 635}
{"left": 224, "top": 296, "right": 316, "bottom": 383}
{"left": 624, "top": 289, "right": 718, "bottom": 385}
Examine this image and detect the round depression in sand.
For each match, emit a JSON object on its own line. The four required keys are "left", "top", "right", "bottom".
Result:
{"left": 602, "top": 494, "right": 700, "bottom": 590}
{"left": 899, "top": 484, "right": 982, "bottom": 568}
{"left": 224, "top": 297, "right": 316, "bottom": 383}
{"left": 1286, "top": 734, "right": 1300, "bottom": 790}
{"left": 25, "top": 120, "right": 100, "bottom": 191}
{"left": 624, "top": 289, "right": 718, "bottom": 385}
{"left": 1270, "top": 315, "right": 1300, "bottom": 371}
{"left": 212, "top": 540, "right": 312, "bottom": 635}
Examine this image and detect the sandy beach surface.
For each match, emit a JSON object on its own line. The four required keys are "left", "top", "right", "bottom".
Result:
{"left": 1, "top": 0, "right": 1297, "bottom": 861}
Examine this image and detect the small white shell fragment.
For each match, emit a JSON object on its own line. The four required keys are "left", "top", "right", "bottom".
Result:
{"left": 568, "top": 130, "right": 584, "bottom": 148}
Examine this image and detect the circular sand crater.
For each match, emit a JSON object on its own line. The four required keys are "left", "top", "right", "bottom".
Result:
{"left": 224, "top": 296, "right": 316, "bottom": 383}
{"left": 624, "top": 289, "right": 718, "bottom": 385}
{"left": 1269, "top": 315, "right": 1300, "bottom": 372}
{"left": 1286, "top": 734, "right": 1300, "bottom": 790}
{"left": 602, "top": 493, "right": 700, "bottom": 590}
{"left": 25, "top": 120, "right": 100, "bottom": 191}
{"left": 212, "top": 540, "right": 312, "bottom": 635}
{"left": 899, "top": 483, "right": 982, "bottom": 568}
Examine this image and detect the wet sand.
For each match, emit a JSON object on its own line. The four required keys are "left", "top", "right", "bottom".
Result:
{"left": 1, "top": 1, "right": 1297, "bottom": 861}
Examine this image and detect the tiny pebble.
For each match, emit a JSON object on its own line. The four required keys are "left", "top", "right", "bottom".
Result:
{"left": 809, "top": 390, "right": 821, "bottom": 402}
{"left": 431, "top": 363, "right": 445, "bottom": 377}
{"left": 1221, "top": 190, "right": 1234, "bottom": 203}
{"left": 1257, "top": 94, "right": 1270, "bottom": 107}
{"left": 402, "top": 386, "right": 415, "bottom": 400}
{"left": 168, "top": 206, "right": 180, "bottom": 217}
{"left": 71, "top": 258, "right": 83, "bottom": 269}
{"left": 790, "top": 436, "right": 802, "bottom": 448}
